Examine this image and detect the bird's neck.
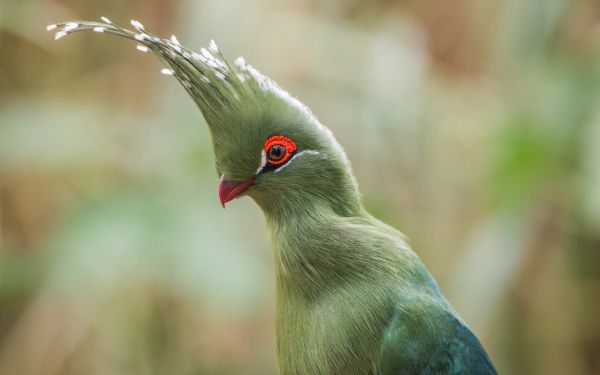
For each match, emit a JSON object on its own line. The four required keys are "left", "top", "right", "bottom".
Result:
{"left": 258, "top": 193, "right": 364, "bottom": 222}
{"left": 257, "top": 192, "right": 372, "bottom": 296}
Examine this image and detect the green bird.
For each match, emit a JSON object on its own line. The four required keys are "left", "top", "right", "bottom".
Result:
{"left": 49, "top": 18, "right": 498, "bottom": 375}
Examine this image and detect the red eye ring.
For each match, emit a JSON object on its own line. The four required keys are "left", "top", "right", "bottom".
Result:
{"left": 264, "top": 135, "right": 297, "bottom": 165}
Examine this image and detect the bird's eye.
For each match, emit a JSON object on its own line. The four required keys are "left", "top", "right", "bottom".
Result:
{"left": 268, "top": 144, "right": 286, "bottom": 161}
{"left": 264, "top": 135, "right": 297, "bottom": 165}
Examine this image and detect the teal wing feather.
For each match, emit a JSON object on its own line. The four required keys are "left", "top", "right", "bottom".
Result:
{"left": 379, "top": 304, "right": 497, "bottom": 375}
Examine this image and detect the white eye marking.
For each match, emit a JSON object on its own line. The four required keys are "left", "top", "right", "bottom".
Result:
{"left": 256, "top": 150, "right": 267, "bottom": 174}
{"left": 274, "top": 150, "right": 319, "bottom": 173}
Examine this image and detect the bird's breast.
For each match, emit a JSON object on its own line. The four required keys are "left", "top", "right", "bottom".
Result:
{"left": 274, "top": 280, "right": 394, "bottom": 375}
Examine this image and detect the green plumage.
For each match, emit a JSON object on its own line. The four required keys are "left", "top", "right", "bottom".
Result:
{"left": 51, "top": 19, "right": 497, "bottom": 374}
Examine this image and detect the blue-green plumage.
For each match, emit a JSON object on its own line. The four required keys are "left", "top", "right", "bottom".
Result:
{"left": 381, "top": 298, "right": 496, "bottom": 374}
{"left": 52, "top": 19, "right": 498, "bottom": 374}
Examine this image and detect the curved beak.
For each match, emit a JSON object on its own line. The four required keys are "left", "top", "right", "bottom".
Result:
{"left": 218, "top": 174, "right": 254, "bottom": 208}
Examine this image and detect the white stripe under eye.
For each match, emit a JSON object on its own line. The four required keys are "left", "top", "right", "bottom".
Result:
{"left": 274, "top": 150, "right": 319, "bottom": 173}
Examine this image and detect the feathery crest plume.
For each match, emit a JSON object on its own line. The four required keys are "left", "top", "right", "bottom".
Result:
{"left": 47, "top": 17, "right": 284, "bottom": 132}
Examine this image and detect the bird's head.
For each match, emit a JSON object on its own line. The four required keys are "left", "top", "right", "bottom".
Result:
{"left": 50, "top": 19, "right": 362, "bottom": 216}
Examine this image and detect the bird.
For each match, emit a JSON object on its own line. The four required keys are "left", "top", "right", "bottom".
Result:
{"left": 49, "top": 18, "right": 498, "bottom": 375}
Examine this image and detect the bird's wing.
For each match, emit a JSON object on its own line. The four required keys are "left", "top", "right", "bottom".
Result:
{"left": 378, "top": 302, "right": 497, "bottom": 375}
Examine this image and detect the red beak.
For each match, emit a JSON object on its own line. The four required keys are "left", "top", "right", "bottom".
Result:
{"left": 218, "top": 174, "right": 254, "bottom": 208}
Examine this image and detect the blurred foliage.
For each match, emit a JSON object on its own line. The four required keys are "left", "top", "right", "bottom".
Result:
{"left": 1, "top": 0, "right": 599, "bottom": 374}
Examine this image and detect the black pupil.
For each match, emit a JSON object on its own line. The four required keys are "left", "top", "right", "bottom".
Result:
{"left": 268, "top": 145, "right": 286, "bottom": 161}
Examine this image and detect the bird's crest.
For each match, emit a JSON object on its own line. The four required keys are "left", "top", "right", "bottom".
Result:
{"left": 47, "top": 18, "right": 309, "bottom": 133}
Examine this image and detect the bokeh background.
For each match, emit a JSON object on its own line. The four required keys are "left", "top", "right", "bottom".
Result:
{"left": 1, "top": 0, "right": 600, "bottom": 374}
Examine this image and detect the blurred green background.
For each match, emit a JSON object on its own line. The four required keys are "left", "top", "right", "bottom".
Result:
{"left": 1, "top": 0, "right": 600, "bottom": 374}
